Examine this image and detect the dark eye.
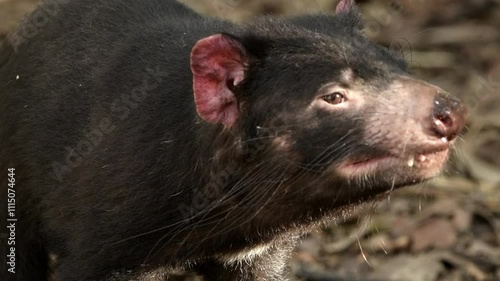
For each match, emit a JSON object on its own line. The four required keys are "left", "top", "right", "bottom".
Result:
{"left": 322, "top": 92, "right": 346, "bottom": 105}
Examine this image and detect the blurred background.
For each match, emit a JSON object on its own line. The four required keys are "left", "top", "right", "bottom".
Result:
{"left": 1, "top": 0, "right": 499, "bottom": 280}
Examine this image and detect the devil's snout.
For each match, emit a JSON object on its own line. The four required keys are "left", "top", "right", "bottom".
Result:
{"left": 431, "top": 92, "right": 467, "bottom": 141}
{"left": 396, "top": 77, "right": 467, "bottom": 143}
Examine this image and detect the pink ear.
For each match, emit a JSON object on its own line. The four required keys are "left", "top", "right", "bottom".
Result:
{"left": 190, "top": 34, "right": 247, "bottom": 127}
{"left": 335, "top": 0, "right": 355, "bottom": 14}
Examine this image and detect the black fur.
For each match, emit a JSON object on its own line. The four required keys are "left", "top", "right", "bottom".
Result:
{"left": 0, "top": 1, "right": 430, "bottom": 280}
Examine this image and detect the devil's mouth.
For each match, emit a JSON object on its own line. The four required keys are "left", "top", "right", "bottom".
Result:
{"left": 337, "top": 144, "right": 450, "bottom": 178}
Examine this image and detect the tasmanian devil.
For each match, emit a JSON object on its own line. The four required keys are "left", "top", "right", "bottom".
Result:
{"left": 0, "top": 0, "right": 467, "bottom": 280}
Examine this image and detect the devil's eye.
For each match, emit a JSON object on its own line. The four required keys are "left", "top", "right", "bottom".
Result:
{"left": 322, "top": 92, "right": 346, "bottom": 105}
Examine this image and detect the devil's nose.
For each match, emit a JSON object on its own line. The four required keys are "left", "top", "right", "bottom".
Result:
{"left": 431, "top": 92, "right": 467, "bottom": 141}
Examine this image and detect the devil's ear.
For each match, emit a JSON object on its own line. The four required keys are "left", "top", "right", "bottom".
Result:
{"left": 335, "top": 0, "right": 355, "bottom": 14}
{"left": 190, "top": 34, "right": 247, "bottom": 128}
{"left": 335, "top": 0, "right": 364, "bottom": 31}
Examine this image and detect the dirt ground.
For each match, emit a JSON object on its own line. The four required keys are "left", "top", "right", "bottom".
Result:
{"left": 1, "top": 0, "right": 499, "bottom": 280}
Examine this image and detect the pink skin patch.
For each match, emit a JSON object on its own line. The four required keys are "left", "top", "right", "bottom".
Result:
{"left": 335, "top": 0, "right": 355, "bottom": 14}
{"left": 190, "top": 34, "right": 247, "bottom": 127}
